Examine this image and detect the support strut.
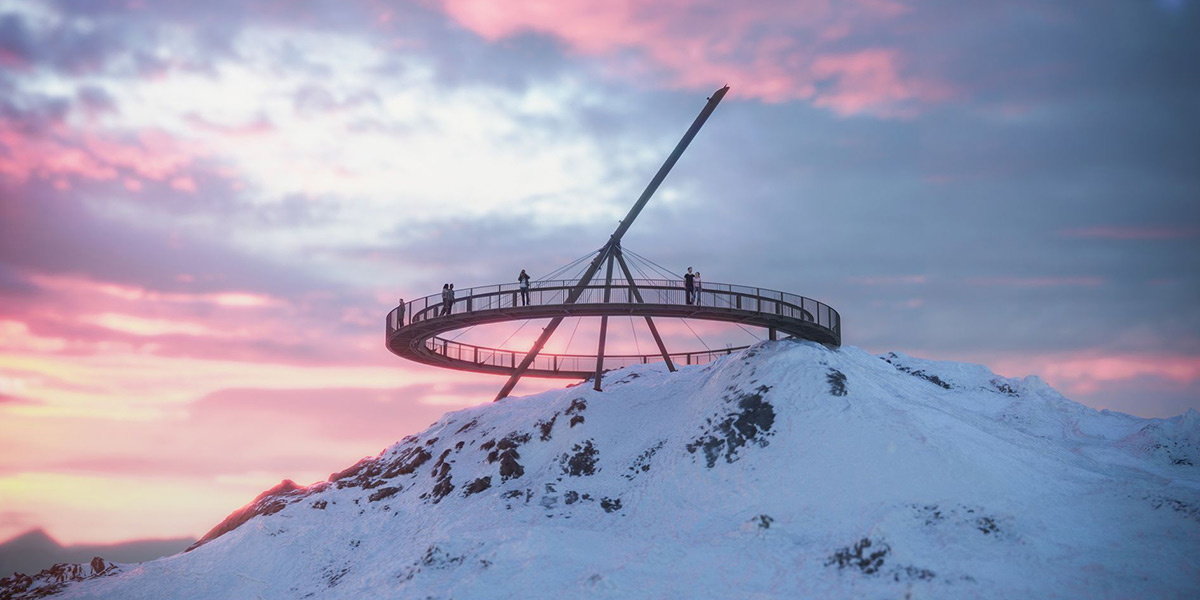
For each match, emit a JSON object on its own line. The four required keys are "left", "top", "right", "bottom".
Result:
{"left": 614, "top": 248, "right": 675, "bottom": 372}
{"left": 494, "top": 86, "right": 729, "bottom": 401}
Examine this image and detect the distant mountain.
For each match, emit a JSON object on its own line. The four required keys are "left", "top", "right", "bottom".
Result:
{"left": 3, "top": 341, "right": 1198, "bottom": 599}
{"left": 0, "top": 528, "right": 193, "bottom": 580}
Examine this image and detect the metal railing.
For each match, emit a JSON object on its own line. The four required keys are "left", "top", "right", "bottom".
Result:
{"left": 421, "top": 336, "right": 748, "bottom": 374}
{"left": 388, "top": 279, "right": 839, "bottom": 335}
{"left": 386, "top": 279, "right": 839, "bottom": 374}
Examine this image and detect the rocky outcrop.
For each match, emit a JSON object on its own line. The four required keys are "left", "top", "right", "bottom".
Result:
{"left": 0, "top": 557, "right": 118, "bottom": 600}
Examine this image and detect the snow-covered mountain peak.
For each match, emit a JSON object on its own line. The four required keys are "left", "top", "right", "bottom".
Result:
{"left": 6, "top": 340, "right": 1198, "bottom": 599}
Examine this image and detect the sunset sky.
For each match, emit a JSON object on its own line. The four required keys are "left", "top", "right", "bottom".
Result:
{"left": 1, "top": 0, "right": 1197, "bottom": 546}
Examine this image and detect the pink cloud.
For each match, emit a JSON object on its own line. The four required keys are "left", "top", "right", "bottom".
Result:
{"left": 811, "top": 49, "right": 952, "bottom": 117}
{"left": 988, "top": 352, "right": 1200, "bottom": 398}
{"left": 170, "top": 176, "right": 198, "bottom": 193}
{"left": 0, "top": 382, "right": 489, "bottom": 544}
{"left": 438, "top": 0, "right": 951, "bottom": 115}
{"left": 0, "top": 120, "right": 204, "bottom": 185}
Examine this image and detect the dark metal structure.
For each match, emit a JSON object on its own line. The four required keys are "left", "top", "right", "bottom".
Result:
{"left": 385, "top": 86, "right": 842, "bottom": 400}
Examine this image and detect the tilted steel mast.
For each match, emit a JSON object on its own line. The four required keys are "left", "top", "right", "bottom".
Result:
{"left": 494, "top": 85, "right": 730, "bottom": 401}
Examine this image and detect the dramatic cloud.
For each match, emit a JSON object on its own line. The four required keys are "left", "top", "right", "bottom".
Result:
{"left": 439, "top": 0, "right": 952, "bottom": 115}
{"left": 0, "top": 0, "right": 1196, "bottom": 545}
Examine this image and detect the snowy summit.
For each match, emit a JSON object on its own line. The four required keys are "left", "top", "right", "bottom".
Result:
{"left": 4, "top": 341, "right": 1198, "bottom": 598}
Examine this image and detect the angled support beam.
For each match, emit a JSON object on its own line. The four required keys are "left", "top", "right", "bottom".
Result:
{"left": 495, "top": 248, "right": 608, "bottom": 401}
{"left": 494, "top": 87, "right": 728, "bottom": 401}
{"left": 592, "top": 253, "right": 617, "bottom": 391}
{"left": 614, "top": 249, "right": 676, "bottom": 372}
{"left": 494, "top": 315, "right": 566, "bottom": 400}
{"left": 604, "top": 86, "right": 730, "bottom": 248}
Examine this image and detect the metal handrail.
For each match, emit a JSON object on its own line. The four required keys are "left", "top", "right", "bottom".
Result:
{"left": 391, "top": 279, "right": 838, "bottom": 331}
{"left": 386, "top": 279, "right": 840, "bottom": 372}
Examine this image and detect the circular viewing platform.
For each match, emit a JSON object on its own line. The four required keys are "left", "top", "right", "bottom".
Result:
{"left": 386, "top": 279, "right": 841, "bottom": 379}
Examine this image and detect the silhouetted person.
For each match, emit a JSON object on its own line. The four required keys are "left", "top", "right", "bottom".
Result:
{"left": 440, "top": 284, "right": 451, "bottom": 316}
{"left": 694, "top": 272, "right": 702, "bottom": 306}
{"left": 396, "top": 298, "right": 405, "bottom": 327}
{"left": 448, "top": 283, "right": 455, "bottom": 314}
{"left": 684, "top": 267, "right": 695, "bottom": 305}
{"left": 518, "top": 269, "right": 531, "bottom": 306}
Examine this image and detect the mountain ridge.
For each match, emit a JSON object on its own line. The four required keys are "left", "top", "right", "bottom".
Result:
{"left": 3, "top": 340, "right": 1197, "bottom": 599}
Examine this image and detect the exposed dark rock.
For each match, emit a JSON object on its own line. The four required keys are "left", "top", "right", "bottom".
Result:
{"left": 1146, "top": 495, "right": 1200, "bottom": 522}
{"left": 331, "top": 458, "right": 378, "bottom": 488}
{"left": 428, "top": 470, "right": 453, "bottom": 504}
{"left": 325, "top": 565, "right": 349, "bottom": 588}
{"left": 687, "top": 385, "right": 775, "bottom": 468}
{"left": 368, "top": 487, "right": 401, "bottom": 503}
{"left": 991, "top": 379, "right": 1019, "bottom": 396}
{"left": 826, "top": 537, "right": 938, "bottom": 581}
{"left": 0, "top": 557, "right": 119, "bottom": 600}
{"left": 624, "top": 441, "right": 665, "bottom": 480}
{"left": 561, "top": 440, "right": 599, "bottom": 477}
{"left": 912, "top": 503, "right": 1004, "bottom": 537}
{"left": 976, "top": 516, "right": 998, "bottom": 535}
{"left": 564, "top": 490, "right": 580, "bottom": 505}
{"left": 755, "top": 515, "right": 774, "bottom": 529}
{"left": 331, "top": 444, "right": 433, "bottom": 495}
{"left": 826, "top": 537, "right": 888, "bottom": 575}
{"left": 893, "top": 565, "right": 937, "bottom": 582}
{"left": 480, "top": 439, "right": 496, "bottom": 451}
{"left": 488, "top": 433, "right": 531, "bottom": 482}
{"left": 567, "top": 398, "right": 587, "bottom": 427}
{"left": 827, "top": 368, "right": 848, "bottom": 396}
{"left": 536, "top": 413, "right": 559, "bottom": 441}
{"left": 398, "top": 544, "right": 465, "bottom": 582}
{"left": 423, "top": 449, "right": 456, "bottom": 504}
{"left": 463, "top": 477, "right": 492, "bottom": 497}
{"left": 600, "top": 497, "right": 622, "bottom": 513}
{"left": 882, "top": 353, "right": 951, "bottom": 389}
{"left": 188, "top": 479, "right": 311, "bottom": 550}
{"left": 381, "top": 446, "right": 433, "bottom": 480}
{"left": 455, "top": 418, "right": 479, "bottom": 434}
{"left": 311, "top": 500, "right": 327, "bottom": 510}
{"left": 430, "top": 448, "right": 453, "bottom": 477}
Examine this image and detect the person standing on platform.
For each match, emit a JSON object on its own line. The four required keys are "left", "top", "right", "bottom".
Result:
{"left": 518, "top": 269, "right": 531, "bottom": 306}
{"left": 440, "top": 284, "right": 450, "bottom": 316}
{"left": 684, "top": 267, "right": 695, "bottom": 305}
{"left": 694, "top": 272, "right": 702, "bottom": 306}
{"left": 447, "top": 283, "right": 455, "bottom": 315}
{"left": 396, "top": 298, "right": 405, "bottom": 327}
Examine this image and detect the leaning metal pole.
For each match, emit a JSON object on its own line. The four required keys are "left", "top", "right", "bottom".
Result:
{"left": 494, "top": 86, "right": 730, "bottom": 401}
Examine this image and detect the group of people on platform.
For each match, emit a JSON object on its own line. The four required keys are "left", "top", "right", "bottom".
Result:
{"left": 399, "top": 266, "right": 706, "bottom": 324}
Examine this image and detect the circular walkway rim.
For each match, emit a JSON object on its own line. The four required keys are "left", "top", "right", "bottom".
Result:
{"left": 386, "top": 278, "right": 841, "bottom": 379}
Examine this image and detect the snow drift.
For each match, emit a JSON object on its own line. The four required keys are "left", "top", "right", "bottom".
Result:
{"left": 4, "top": 341, "right": 1198, "bottom": 599}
